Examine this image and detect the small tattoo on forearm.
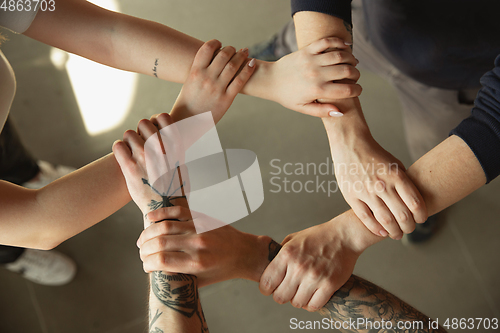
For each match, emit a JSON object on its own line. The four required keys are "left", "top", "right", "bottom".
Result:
{"left": 268, "top": 239, "right": 282, "bottom": 262}
{"left": 152, "top": 58, "right": 159, "bottom": 78}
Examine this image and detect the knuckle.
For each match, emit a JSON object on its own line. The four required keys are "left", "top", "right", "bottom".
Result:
{"left": 156, "top": 236, "right": 167, "bottom": 250}
{"left": 231, "top": 77, "right": 244, "bottom": 88}
{"left": 378, "top": 214, "right": 393, "bottom": 226}
{"left": 157, "top": 253, "right": 167, "bottom": 267}
{"left": 225, "top": 61, "right": 238, "bottom": 72}
{"left": 332, "top": 51, "right": 343, "bottom": 62}
{"left": 339, "top": 84, "right": 354, "bottom": 97}
{"left": 169, "top": 206, "right": 182, "bottom": 218}
{"left": 398, "top": 210, "right": 409, "bottom": 223}
{"left": 273, "top": 294, "right": 285, "bottom": 304}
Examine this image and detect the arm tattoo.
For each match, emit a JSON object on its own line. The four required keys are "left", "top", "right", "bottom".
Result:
{"left": 343, "top": 21, "right": 353, "bottom": 50}
{"left": 145, "top": 164, "right": 208, "bottom": 332}
{"left": 152, "top": 58, "right": 159, "bottom": 78}
{"left": 142, "top": 164, "right": 186, "bottom": 213}
{"left": 319, "top": 275, "right": 446, "bottom": 333}
{"left": 149, "top": 309, "right": 164, "bottom": 333}
{"left": 151, "top": 271, "right": 209, "bottom": 332}
{"left": 268, "top": 240, "right": 282, "bottom": 261}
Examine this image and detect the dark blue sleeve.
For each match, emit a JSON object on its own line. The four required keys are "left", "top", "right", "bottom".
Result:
{"left": 450, "top": 55, "right": 500, "bottom": 183}
{"left": 291, "top": 0, "right": 352, "bottom": 26}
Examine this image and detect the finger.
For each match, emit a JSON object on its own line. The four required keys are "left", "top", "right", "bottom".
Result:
{"left": 192, "top": 39, "right": 222, "bottom": 70}
{"left": 140, "top": 233, "right": 193, "bottom": 259}
{"left": 272, "top": 270, "right": 299, "bottom": 305}
{"left": 320, "top": 64, "right": 360, "bottom": 83}
{"left": 219, "top": 48, "right": 248, "bottom": 83}
{"left": 259, "top": 259, "right": 287, "bottom": 296}
{"left": 137, "top": 220, "right": 194, "bottom": 248}
{"left": 351, "top": 200, "right": 388, "bottom": 237}
{"left": 317, "top": 50, "right": 358, "bottom": 67}
{"left": 136, "top": 119, "right": 160, "bottom": 141}
{"left": 395, "top": 179, "right": 428, "bottom": 224}
{"left": 369, "top": 197, "right": 403, "bottom": 240}
{"left": 298, "top": 102, "right": 343, "bottom": 118}
{"left": 290, "top": 282, "right": 317, "bottom": 309}
{"left": 152, "top": 113, "right": 174, "bottom": 130}
{"left": 209, "top": 46, "right": 236, "bottom": 76}
{"left": 122, "top": 129, "right": 145, "bottom": 155}
{"left": 146, "top": 206, "right": 193, "bottom": 223}
{"left": 304, "top": 285, "right": 335, "bottom": 312}
{"left": 112, "top": 140, "right": 133, "bottom": 168}
{"left": 307, "top": 37, "right": 351, "bottom": 54}
{"left": 226, "top": 57, "right": 256, "bottom": 97}
{"left": 319, "top": 82, "right": 363, "bottom": 99}
{"left": 142, "top": 251, "right": 192, "bottom": 273}
{"left": 379, "top": 188, "right": 416, "bottom": 234}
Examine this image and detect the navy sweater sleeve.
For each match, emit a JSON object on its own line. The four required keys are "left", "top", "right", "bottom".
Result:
{"left": 450, "top": 55, "right": 500, "bottom": 183}
{"left": 291, "top": 0, "right": 352, "bottom": 26}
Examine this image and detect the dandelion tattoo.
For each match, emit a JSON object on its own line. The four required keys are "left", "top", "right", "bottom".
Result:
{"left": 142, "top": 163, "right": 186, "bottom": 212}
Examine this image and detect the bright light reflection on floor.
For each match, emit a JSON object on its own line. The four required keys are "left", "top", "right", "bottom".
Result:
{"left": 50, "top": 0, "right": 137, "bottom": 136}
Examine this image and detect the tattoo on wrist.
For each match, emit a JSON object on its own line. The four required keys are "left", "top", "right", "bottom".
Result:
{"left": 153, "top": 58, "right": 159, "bottom": 78}
{"left": 268, "top": 239, "right": 282, "bottom": 262}
{"left": 151, "top": 271, "right": 209, "bottom": 332}
{"left": 142, "top": 164, "right": 186, "bottom": 214}
{"left": 343, "top": 21, "right": 353, "bottom": 50}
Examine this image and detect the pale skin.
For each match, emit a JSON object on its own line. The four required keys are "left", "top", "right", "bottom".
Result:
{"left": 295, "top": 12, "right": 429, "bottom": 238}
{"left": 253, "top": 11, "right": 487, "bottom": 311}
{"left": 0, "top": 0, "right": 361, "bottom": 249}
{"left": 24, "top": 0, "right": 361, "bottom": 117}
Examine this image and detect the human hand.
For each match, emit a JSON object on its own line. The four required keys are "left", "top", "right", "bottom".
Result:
{"left": 137, "top": 206, "right": 273, "bottom": 287}
{"left": 171, "top": 39, "right": 256, "bottom": 124}
{"left": 113, "top": 114, "right": 188, "bottom": 221}
{"left": 259, "top": 211, "right": 364, "bottom": 312}
{"left": 331, "top": 132, "right": 427, "bottom": 239}
{"left": 266, "top": 37, "right": 361, "bottom": 117}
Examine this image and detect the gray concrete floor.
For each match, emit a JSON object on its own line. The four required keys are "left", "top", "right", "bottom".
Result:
{"left": 1, "top": 0, "right": 499, "bottom": 332}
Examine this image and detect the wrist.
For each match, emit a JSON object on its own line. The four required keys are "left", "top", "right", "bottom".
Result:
{"left": 332, "top": 210, "right": 383, "bottom": 254}
{"left": 321, "top": 99, "right": 373, "bottom": 157}
{"left": 237, "top": 233, "right": 273, "bottom": 283}
{"left": 240, "top": 60, "right": 275, "bottom": 101}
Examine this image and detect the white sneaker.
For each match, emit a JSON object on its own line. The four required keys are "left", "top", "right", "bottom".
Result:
{"left": 22, "top": 160, "right": 76, "bottom": 189}
{"left": 4, "top": 249, "right": 77, "bottom": 286}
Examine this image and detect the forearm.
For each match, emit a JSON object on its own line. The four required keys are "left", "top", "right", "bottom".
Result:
{"left": 148, "top": 272, "right": 208, "bottom": 333}
{"left": 293, "top": 11, "right": 372, "bottom": 144}
{"left": 294, "top": 11, "right": 353, "bottom": 50}
{"left": 319, "top": 275, "right": 447, "bottom": 333}
{"left": 24, "top": 0, "right": 202, "bottom": 83}
{"left": 24, "top": 0, "right": 274, "bottom": 101}
{"left": 0, "top": 153, "right": 131, "bottom": 249}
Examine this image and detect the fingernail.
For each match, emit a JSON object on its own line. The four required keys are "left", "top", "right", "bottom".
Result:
{"left": 242, "top": 47, "right": 249, "bottom": 53}
{"left": 356, "top": 58, "right": 360, "bottom": 64}
{"left": 248, "top": 58, "right": 256, "bottom": 67}
{"left": 329, "top": 110, "right": 343, "bottom": 117}
{"left": 379, "top": 230, "right": 388, "bottom": 237}
{"left": 344, "top": 41, "right": 353, "bottom": 46}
